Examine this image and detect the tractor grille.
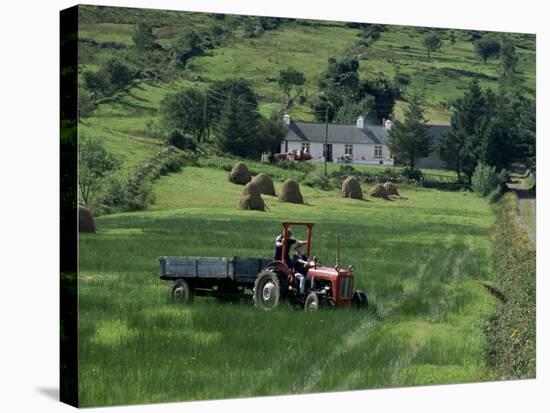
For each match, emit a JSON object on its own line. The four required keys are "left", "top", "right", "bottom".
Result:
{"left": 340, "top": 277, "right": 353, "bottom": 299}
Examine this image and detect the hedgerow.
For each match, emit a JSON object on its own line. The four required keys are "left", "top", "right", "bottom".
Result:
{"left": 486, "top": 193, "right": 536, "bottom": 379}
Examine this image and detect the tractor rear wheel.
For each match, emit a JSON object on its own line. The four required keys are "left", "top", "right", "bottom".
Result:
{"left": 304, "top": 292, "right": 321, "bottom": 311}
{"left": 172, "top": 279, "right": 194, "bottom": 304}
{"left": 352, "top": 290, "right": 368, "bottom": 309}
{"left": 253, "top": 271, "right": 281, "bottom": 310}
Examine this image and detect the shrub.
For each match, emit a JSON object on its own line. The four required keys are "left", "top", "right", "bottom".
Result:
{"left": 125, "top": 180, "right": 155, "bottom": 211}
{"left": 274, "top": 159, "right": 314, "bottom": 173}
{"left": 329, "top": 164, "right": 359, "bottom": 181}
{"left": 303, "top": 170, "right": 332, "bottom": 191}
{"left": 488, "top": 185, "right": 504, "bottom": 203}
{"left": 471, "top": 163, "right": 506, "bottom": 197}
{"left": 103, "top": 58, "right": 132, "bottom": 90}
{"left": 401, "top": 167, "right": 424, "bottom": 181}
{"left": 97, "top": 177, "right": 128, "bottom": 209}
{"left": 395, "top": 72, "right": 411, "bottom": 86}
{"left": 166, "top": 130, "right": 197, "bottom": 151}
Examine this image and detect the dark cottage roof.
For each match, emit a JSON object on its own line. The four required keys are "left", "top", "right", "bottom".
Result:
{"left": 285, "top": 121, "right": 450, "bottom": 145}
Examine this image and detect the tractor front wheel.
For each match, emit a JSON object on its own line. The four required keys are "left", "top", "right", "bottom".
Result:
{"left": 172, "top": 279, "right": 194, "bottom": 304}
{"left": 304, "top": 292, "right": 322, "bottom": 311}
{"left": 352, "top": 290, "right": 368, "bottom": 309}
{"left": 253, "top": 271, "right": 281, "bottom": 310}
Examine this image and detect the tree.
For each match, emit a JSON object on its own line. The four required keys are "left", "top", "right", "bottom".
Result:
{"left": 166, "top": 130, "right": 197, "bottom": 152}
{"left": 451, "top": 79, "right": 488, "bottom": 136}
{"left": 448, "top": 80, "right": 489, "bottom": 183}
{"left": 474, "top": 37, "right": 501, "bottom": 63}
{"left": 481, "top": 118, "right": 515, "bottom": 172}
{"left": 423, "top": 33, "right": 442, "bottom": 58}
{"left": 514, "top": 96, "right": 536, "bottom": 171}
{"left": 323, "top": 56, "right": 360, "bottom": 94}
{"left": 441, "top": 130, "right": 467, "bottom": 181}
{"left": 449, "top": 31, "right": 456, "bottom": 45}
{"left": 78, "top": 89, "right": 94, "bottom": 118}
{"left": 388, "top": 95, "right": 432, "bottom": 170}
{"left": 360, "top": 74, "right": 400, "bottom": 122}
{"left": 132, "top": 23, "right": 156, "bottom": 51}
{"left": 358, "top": 24, "right": 386, "bottom": 43}
{"left": 173, "top": 30, "right": 203, "bottom": 67}
{"left": 160, "top": 88, "right": 208, "bottom": 143}
{"left": 78, "top": 136, "right": 120, "bottom": 205}
{"left": 207, "top": 78, "right": 258, "bottom": 126}
{"left": 243, "top": 18, "right": 263, "bottom": 38}
{"left": 258, "top": 115, "right": 286, "bottom": 154}
{"left": 102, "top": 58, "right": 132, "bottom": 91}
{"left": 82, "top": 70, "right": 110, "bottom": 100}
{"left": 499, "top": 38, "right": 518, "bottom": 86}
{"left": 214, "top": 94, "right": 260, "bottom": 158}
{"left": 277, "top": 67, "right": 306, "bottom": 106}
{"left": 314, "top": 57, "right": 397, "bottom": 124}
{"left": 313, "top": 56, "right": 363, "bottom": 122}
{"left": 333, "top": 95, "right": 374, "bottom": 123}
{"left": 82, "top": 59, "right": 131, "bottom": 101}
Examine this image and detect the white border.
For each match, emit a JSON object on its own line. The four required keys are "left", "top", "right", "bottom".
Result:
{"left": 0, "top": 1, "right": 546, "bottom": 412}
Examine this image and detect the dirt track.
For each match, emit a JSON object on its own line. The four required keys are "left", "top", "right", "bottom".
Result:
{"left": 507, "top": 174, "right": 536, "bottom": 244}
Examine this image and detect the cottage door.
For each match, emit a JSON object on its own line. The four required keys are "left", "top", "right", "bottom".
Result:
{"left": 324, "top": 144, "right": 333, "bottom": 162}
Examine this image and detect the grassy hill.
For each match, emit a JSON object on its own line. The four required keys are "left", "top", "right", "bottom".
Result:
{"left": 79, "top": 167, "right": 498, "bottom": 406}
{"left": 77, "top": 5, "right": 535, "bottom": 177}
{"left": 78, "top": 5, "right": 535, "bottom": 123}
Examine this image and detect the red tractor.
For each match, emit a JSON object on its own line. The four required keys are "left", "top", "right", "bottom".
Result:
{"left": 159, "top": 222, "right": 368, "bottom": 311}
{"left": 253, "top": 221, "right": 368, "bottom": 310}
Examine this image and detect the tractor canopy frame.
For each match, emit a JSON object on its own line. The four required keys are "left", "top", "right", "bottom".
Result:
{"left": 281, "top": 221, "right": 314, "bottom": 267}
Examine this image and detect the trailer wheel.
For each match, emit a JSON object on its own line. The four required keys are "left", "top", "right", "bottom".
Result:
{"left": 304, "top": 292, "right": 321, "bottom": 311}
{"left": 352, "top": 290, "right": 368, "bottom": 309}
{"left": 253, "top": 271, "right": 281, "bottom": 310}
{"left": 172, "top": 279, "right": 194, "bottom": 304}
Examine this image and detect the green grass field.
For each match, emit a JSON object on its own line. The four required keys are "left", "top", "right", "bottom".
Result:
{"left": 79, "top": 167, "right": 498, "bottom": 406}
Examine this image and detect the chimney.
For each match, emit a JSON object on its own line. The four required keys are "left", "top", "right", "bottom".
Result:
{"left": 356, "top": 116, "right": 364, "bottom": 129}
{"left": 385, "top": 119, "right": 393, "bottom": 130}
{"left": 283, "top": 114, "right": 291, "bottom": 126}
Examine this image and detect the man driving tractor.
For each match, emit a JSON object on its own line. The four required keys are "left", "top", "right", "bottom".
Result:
{"left": 273, "top": 228, "right": 308, "bottom": 265}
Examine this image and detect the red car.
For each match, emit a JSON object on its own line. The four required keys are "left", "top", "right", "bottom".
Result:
{"left": 275, "top": 149, "right": 312, "bottom": 161}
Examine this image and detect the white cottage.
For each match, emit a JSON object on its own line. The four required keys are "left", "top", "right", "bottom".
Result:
{"left": 281, "top": 114, "right": 450, "bottom": 168}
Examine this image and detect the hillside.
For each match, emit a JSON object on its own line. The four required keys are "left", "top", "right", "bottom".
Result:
{"left": 78, "top": 5, "right": 535, "bottom": 124}
{"left": 77, "top": 5, "right": 535, "bottom": 178}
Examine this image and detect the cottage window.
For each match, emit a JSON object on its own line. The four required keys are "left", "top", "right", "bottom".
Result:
{"left": 374, "top": 145, "right": 383, "bottom": 158}
{"left": 301, "top": 143, "right": 310, "bottom": 152}
{"left": 344, "top": 144, "right": 353, "bottom": 156}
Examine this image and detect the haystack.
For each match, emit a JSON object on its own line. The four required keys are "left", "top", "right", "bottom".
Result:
{"left": 251, "top": 173, "right": 276, "bottom": 196}
{"left": 279, "top": 179, "right": 304, "bottom": 204}
{"left": 229, "top": 162, "right": 252, "bottom": 185}
{"left": 383, "top": 182, "right": 400, "bottom": 196}
{"left": 341, "top": 176, "right": 363, "bottom": 199}
{"left": 238, "top": 182, "right": 265, "bottom": 211}
{"left": 78, "top": 204, "right": 96, "bottom": 233}
{"left": 368, "top": 183, "right": 389, "bottom": 199}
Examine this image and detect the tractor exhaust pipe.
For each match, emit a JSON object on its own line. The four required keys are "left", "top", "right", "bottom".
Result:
{"left": 336, "top": 235, "right": 340, "bottom": 269}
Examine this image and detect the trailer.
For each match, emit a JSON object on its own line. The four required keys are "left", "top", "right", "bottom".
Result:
{"left": 159, "top": 256, "right": 272, "bottom": 302}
